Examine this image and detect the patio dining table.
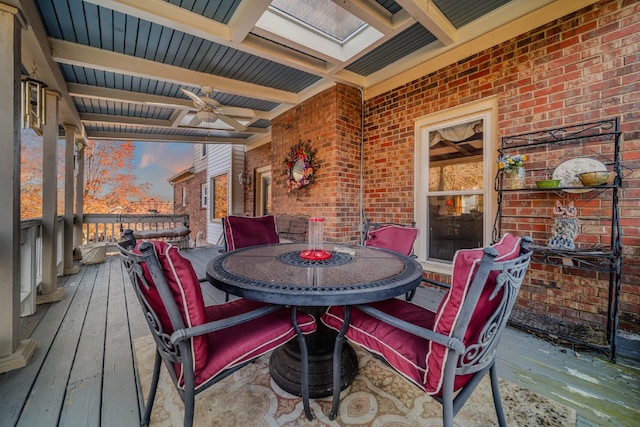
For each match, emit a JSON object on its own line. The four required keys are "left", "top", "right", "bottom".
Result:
{"left": 206, "top": 242, "right": 423, "bottom": 399}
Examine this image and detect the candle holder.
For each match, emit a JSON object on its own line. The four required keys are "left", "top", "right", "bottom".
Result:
{"left": 300, "top": 217, "right": 331, "bottom": 260}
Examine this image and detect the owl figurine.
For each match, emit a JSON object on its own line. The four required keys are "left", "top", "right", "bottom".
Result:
{"left": 548, "top": 200, "right": 579, "bottom": 250}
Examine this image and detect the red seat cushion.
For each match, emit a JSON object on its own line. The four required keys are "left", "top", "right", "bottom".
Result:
{"left": 322, "top": 299, "right": 435, "bottom": 390}
{"left": 425, "top": 233, "right": 521, "bottom": 394}
{"left": 196, "top": 299, "right": 317, "bottom": 389}
{"left": 322, "top": 233, "right": 522, "bottom": 396}
{"left": 223, "top": 215, "right": 280, "bottom": 251}
{"left": 365, "top": 225, "right": 419, "bottom": 256}
{"left": 134, "top": 241, "right": 208, "bottom": 385}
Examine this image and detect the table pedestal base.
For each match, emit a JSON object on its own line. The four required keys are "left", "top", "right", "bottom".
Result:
{"left": 269, "top": 332, "right": 358, "bottom": 398}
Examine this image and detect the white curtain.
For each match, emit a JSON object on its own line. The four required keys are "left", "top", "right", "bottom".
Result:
{"left": 430, "top": 120, "right": 482, "bottom": 146}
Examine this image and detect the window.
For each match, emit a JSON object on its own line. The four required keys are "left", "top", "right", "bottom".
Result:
{"left": 201, "top": 144, "right": 207, "bottom": 158}
{"left": 201, "top": 183, "right": 208, "bottom": 208}
{"left": 414, "top": 99, "right": 497, "bottom": 268}
{"left": 210, "top": 173, "right": 228, "bottom": 220}
{"left": 182, "top": 187, "right": 186, "bottom": 206}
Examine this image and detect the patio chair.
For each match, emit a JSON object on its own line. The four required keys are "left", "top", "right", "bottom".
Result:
{"left": 221, "top": 214, "right": 280, "bottom": 251}
{"left": 322, "top": 233, "right": 533, "bottom": 425}
{"left": 118, "top": 230, "right": 317, "bottom": 427}
{"left": 363, "top": 220, "right": 419, "bottom": 300}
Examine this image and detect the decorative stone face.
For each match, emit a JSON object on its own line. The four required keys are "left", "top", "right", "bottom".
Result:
{"left": 548, "top": 200, "right": 579, "bottom": 250}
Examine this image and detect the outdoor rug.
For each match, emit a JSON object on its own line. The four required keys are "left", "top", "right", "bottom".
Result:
{"left": 133, "top": 335, "right": 576, "bottom": 426}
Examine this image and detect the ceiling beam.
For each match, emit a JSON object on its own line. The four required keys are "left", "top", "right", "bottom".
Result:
{"left": 80, "top": 112, "right": 269, "bottom": 134}
{"left": 50, "top": 39, "right": 299, "bottom": 105}
{"left": 395, "top": 0, "right": 456, "bottom": 45}
{"left": 83, "top": 0, "right": 231, "bottom": 40}
{"left": 86, "top": 131, "right": 251, "bottom": 144}
{"left": 227, "top": 0, "right": 271, "bottom": 43}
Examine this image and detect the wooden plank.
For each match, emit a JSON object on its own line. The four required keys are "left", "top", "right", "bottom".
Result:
{"left": 16, "top": 263, "right": 95, "bottom": 427}
{"left": 497, "top": 327, "right": 640, "bottom": 427}
{"left": 101, "top": 254, "right": 140, "bottom": 426}
{"left": 0, "top": 267, "right": 85, "bottom": 425}
{"left": 58, "top": 258, "right": 108, "bottom": 427}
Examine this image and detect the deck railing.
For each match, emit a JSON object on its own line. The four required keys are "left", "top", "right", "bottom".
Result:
{"left": 82, "top": 213, "right": 190, "bottom": 245}
{"left": 18, "top": 213, "right": 189, "bottom": 317}
{"left": 19, "top": 217, "right": 64, "bottom": 316}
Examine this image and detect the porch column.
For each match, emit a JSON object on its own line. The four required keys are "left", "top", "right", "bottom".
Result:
{"left": 0, "top": 3, "right": 36, "bottom": 373}
{"left": 63, "top": 125, "right": 78, "bottom": 275}
{"left": 74, "top": 141, "right": 85, "bottom": 257}
{"left": 38, "top": 88, "right": 64, "bottom": 303}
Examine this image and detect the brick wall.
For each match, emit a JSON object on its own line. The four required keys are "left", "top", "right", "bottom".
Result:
{"left": 362, "top": 0, "right": 639, "bottom": 335}
{"left": 173, "top": 169, "right": 207, "bottom": 243}
{"left": 269, "top": 85, "right": 362, "bottom": 243}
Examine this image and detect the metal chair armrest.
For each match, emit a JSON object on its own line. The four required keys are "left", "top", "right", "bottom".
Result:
{"left": 169, "top": 304, "right": 283, "bottom": 344}
{"left": 355, "top": 304, "right": 465, "bottom": 353}
{"left": 422, "top": 277, "right": 451, "bottom": 290}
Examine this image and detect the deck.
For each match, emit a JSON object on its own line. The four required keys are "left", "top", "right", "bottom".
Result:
{"left": 0, "top": 246, "right": 637, "bottom": 427}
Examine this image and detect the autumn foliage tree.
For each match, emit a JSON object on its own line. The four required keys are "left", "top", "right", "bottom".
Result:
{"left": 83, "top": 140, "right": 151, "bottom": 214}
{"left": 20, "top": 133, "right": 156, "bottom": 219}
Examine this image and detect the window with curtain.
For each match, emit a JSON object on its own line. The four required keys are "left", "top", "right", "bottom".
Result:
{"left": 424, "top": 119, "right": 486, "bottom": 262}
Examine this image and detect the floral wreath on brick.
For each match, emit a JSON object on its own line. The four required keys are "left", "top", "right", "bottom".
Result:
{"left": 283, "top": 140, "right": 318, "bottom": 194}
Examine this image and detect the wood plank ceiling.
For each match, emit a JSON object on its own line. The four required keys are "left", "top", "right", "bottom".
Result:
{"left": 12, "top": 0, "right": 599, "bottom": 145}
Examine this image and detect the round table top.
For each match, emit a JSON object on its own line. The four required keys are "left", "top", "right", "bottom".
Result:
{"left": 206, "top": 243, "right": 423, "bottom": 306}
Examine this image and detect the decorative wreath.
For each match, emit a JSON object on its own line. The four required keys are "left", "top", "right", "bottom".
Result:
{"left": 283, "top": 140, "right": 318, "bottom": 193}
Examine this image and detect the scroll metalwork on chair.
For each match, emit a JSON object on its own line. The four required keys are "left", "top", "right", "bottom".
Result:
{"left": 118, "top": 230, "right": 316, "bottom": 426}
{"left": 322, "top": 233, "right": 532, "bottom": 426}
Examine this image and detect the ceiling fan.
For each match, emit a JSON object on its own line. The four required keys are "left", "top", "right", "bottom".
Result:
{"left": 180, "top": 86, "right": 256, "bottom": 132}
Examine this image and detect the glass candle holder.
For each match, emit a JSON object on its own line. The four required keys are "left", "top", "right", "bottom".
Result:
{"left": 308, "top": 217, "right": 324, "bottom": 252}
{"left": 300, "top": 217, "right": 331, "bottom": 260}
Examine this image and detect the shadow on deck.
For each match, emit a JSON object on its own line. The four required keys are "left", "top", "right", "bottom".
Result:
{"left": 0, "top": 246, "right": 638, "bottom": 426}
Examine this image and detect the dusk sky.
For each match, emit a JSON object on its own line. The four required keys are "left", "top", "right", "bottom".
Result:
{"left": 132, "top": 142, "right": 193, "bottom": 201}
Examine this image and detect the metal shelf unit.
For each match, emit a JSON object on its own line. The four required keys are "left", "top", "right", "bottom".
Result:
{"left": 493, "top": 118, "right": 622, "bottom": 361}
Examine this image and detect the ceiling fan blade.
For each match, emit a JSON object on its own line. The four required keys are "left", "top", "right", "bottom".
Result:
{"left": 217, "top": 114, "right": 247, "bottom": 132}
{"left": 180, "top": 88, "right": 208, "bottom": 110}
{"left": 215, "top": 106, "right": 256, "bottom": 118}
{"left": 188, "top": 115, "right": 202, "bottom": 127}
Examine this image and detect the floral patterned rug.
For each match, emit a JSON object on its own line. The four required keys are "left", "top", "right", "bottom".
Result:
{"left": 133, "top": 335, "right": 576, "bottom": 426}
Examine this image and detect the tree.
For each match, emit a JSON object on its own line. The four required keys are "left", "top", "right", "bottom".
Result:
{"left": 83, "top": 140, "right": 152, "bottom": 213}
{"left": 20, "top": 134, "right": 157, "bottom": 219}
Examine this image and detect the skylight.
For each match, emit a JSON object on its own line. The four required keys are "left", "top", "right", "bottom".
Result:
{"left": 269, "top": 0, "right": 366, "bottom": 43}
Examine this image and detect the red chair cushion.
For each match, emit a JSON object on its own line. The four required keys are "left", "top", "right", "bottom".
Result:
{"left": 322, "top": 300, "right": 436, "bottom": 390}
{"left": 365, "top": 225, "right": 419, "bottom": 256}
{"left": 134, "top": 241, "right": 208, "bottom": 384}
{"left": 322, "top": 233, "right": 522, "bottom": 396}
{"left": 425, "top": 233, "right": 521, "bottom": 394}
{"left": 223, "top": 215, "right": 280, "bottom": 251}
{"left": 196, "top": 299, "right": 317, "bottom": 389}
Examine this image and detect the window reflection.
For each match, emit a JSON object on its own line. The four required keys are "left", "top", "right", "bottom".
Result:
{"left": 426, "top": 119, "right": 484, "bottom": 262}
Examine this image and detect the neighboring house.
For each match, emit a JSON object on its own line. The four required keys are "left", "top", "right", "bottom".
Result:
{"left": 206, "top": 144, "right": 246, "bottom": 245}
{"left": 168, "top": 143, "right": 208, "bottom": 245}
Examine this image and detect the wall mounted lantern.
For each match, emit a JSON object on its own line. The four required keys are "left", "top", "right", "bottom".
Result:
{"left": 238, "top": 171, "right": 251, "bottom": 187}
{"left": 21, "top": 77, "right": 47, "bottom": 135}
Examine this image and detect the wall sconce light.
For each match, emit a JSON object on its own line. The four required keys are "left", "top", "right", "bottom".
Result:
{"left": 21, "top": 77, "right": 47, "bottom": 135}
{"left": 75, "top": 141, "right": 84, "bottom": 152}
{"left": 238, "top": 171, "right": 251, "bottom": 187}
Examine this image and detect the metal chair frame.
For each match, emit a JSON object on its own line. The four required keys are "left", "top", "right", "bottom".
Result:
{"left": 118, "top": 231, "right": 313, "bottom": 426}
{"left": 328, "top": 237, "right": 533, "bottom": 425}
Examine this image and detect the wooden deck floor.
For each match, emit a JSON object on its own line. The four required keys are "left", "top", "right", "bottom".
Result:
{"left": 0, "top": 246, "right": 638, "bottom": 427}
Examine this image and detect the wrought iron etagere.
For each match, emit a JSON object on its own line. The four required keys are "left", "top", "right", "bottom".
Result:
{"left": 493, "top": 118, "right": 622, "bottom": 361}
